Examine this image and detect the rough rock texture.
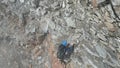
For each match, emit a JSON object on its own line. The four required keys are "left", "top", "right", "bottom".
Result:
{"left": 0, "top": 0, "right": 120, "bottom": 68}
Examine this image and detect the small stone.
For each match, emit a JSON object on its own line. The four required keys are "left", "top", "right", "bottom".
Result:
{"left": 40, "top": 19, "right": 49, "bottom": 33}
{"left": 25, "top": 24, "right": 36, "bottom": 34}
{"left": 104, "top": 11, "right": 116, "bottom": 32}
{"left": 119, "top": 23, "right": 120, "bottom": 27}
{"left": 91, "top": 0, "right": 97, "bottom": 8}
{"left": 31, "top": 27, "right": 35, "bottom": 33}
{"left": 20, "top": 0, "right": 24, "bottom": 3}
{"left": 51, "top": 2, "right": 61, "bottom": 10}
{"left": 96, "top": 0, "right": 105, "bottom": 4}
{"left": 38, "top": 58, "right": 44, "bottom": 64}
{"left": 37, "top": 56, "right": 42, "bottom": 60}
{"left": 62, "top": 1, "right": 66, "bottom": 8}
{"left": 90, "top": 28, "right": 96, "bottom": 35}
{"left": 34, "top": 50, "right": 42, "bottom": 59}
{"left": 94, "top": 11, "right": 102, "bottom": 19}
{"left": 104, "top": 22, "right": 116, "bottom": 32}
{"left": 64, "top": 8, "right": 73, "bottom": 17}
{"left": 67, "top": 0, "right": 73, "bottom": 4}
{"left": 75, "top": 29, "right": 81, "bottom": 33}
{"left": 97, "top": 33, "right": 107, "bottom": 41}
{"left": 36, "top": 7, "right": 41, "bottom": 16}
{"left": 10, "top": 0, "right": 16, "bottom": 3}
{"left": 82, "top": 44, "right": 99, "bottom": 57}
{"left": 47, "top": 19, "right": 55, "bottom": 30}
{"left": 100, "top": 40, "right": 108, "bottom": 46}
{"left": 117, "top": 46, "right": 120, "bottom": 53}
{"left": 64, "top": 17, "right": 76, "bottom": 28}
{"left": 112, "top": 0, "right": 120, "bottom": 6}
{"left": 32, "top": 46, "right": 39, "bottom": 54}
{"left": 95, "top": 45, "right": 107, "bottom": 58}
{"left": 72, "top": 34, "right": 80, "bottom": 40}
{"left": 41, "top": 10, "right": 47, "bottom": 15}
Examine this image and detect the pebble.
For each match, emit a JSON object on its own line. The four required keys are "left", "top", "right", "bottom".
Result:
{"left": 64, "top": 8, "right": 73, "bottom": 17}
{"left": 100, "top": 40, "right": 108, "bottom": 46}
{"left": 94, "top": 11, "right": 102, "bottom": 19}
{"left": 41, "top": 9, "right": 47, "bottom": 15}
{"left": 112, "top": 0, "right": 120, "bottom": 6}
{"left": 71, "top": 34, "right": 81, "bottom": 41}
{"left": 104, "top": 12, "right": 116, "bottom": 32}
{"left": 20, "top": 0, "right": 24, "bottom": 3}
{"left": 40, "top": 19, "right": 49, "bottom": 33}
{"left": 90, "top": 28, "right": 96, "bottom": 35}
{"left": 62, "top": 1, "right": 66, "bottom": 8}
{"left": 104, "top": 22, "right": 116, "bottom": 32}
{"left": 47, "top": 19, "right": 55, "bottom": 30}
{"left": 82, "top": 44, "right": 99, "bottom": 57}
{"left": 97, "top": 33, "right": 107, "bottom": 41}
{"left": 64, "top": 17, "right": 76, "bottom": 28}
{"left": 66, "top": 0, "right": 73, "bottom": 4}
{"left": 96, "top": 0, "right": 105, "bottom": 4}
{"left": 95, "top": 45, "right": 107, "bottom": 58}
{"left": 51, "top": 2, "right": 61, "bottom": 10}
{"left": 25, "top": 24, "right": 36, "bottom": 34}
{"left": 10, "top": 0, "right": 16, "bottom": 3}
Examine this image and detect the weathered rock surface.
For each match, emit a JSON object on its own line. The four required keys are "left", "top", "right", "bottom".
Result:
{"left": 0, "top": 0, "right": 120, "bottom": 68}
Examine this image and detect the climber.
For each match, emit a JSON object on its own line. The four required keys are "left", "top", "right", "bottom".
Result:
{"left": 57, "top": 40, "right": 74, "bottom": 64}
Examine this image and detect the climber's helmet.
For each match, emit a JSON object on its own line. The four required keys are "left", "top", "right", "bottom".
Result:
{"left": 61, "top": 40, "right": 67, "bottom": 47}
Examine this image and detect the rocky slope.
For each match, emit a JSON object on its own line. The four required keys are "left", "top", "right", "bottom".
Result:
{"left": 0, "top": 0, "right": 120, "bottom": 68}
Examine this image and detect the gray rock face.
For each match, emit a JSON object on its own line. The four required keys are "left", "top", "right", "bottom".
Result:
{"left": 0, "top": 0, "right": 120, "bottom": 68}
